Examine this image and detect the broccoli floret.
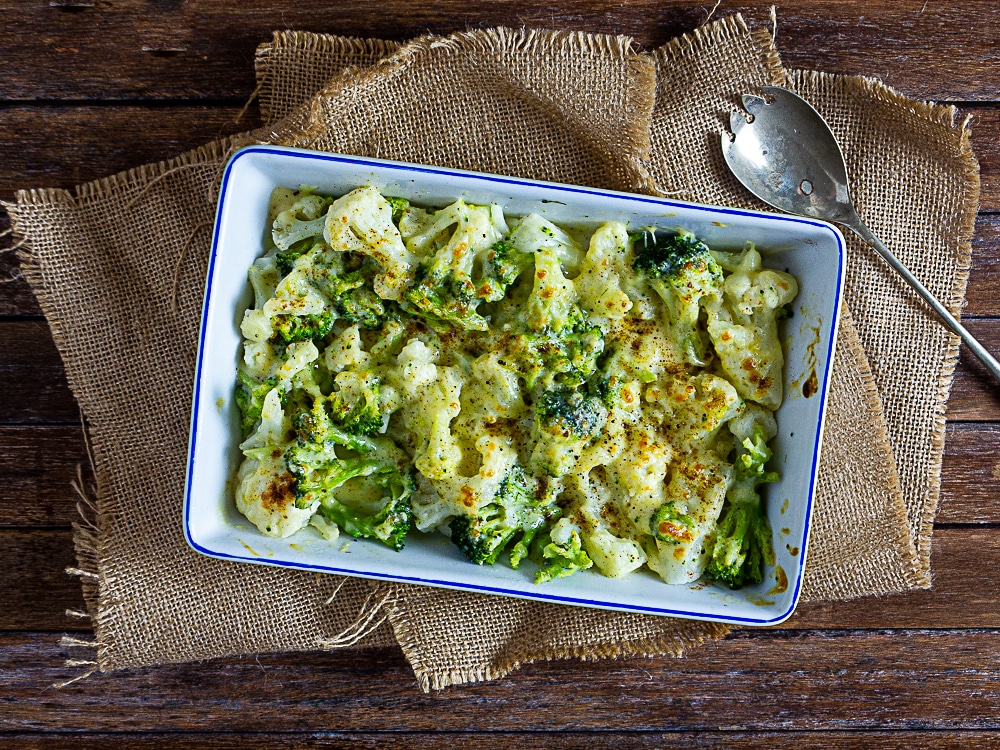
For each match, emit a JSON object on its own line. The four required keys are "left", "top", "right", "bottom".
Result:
{"left": 737, "top": 424, "right": 781, "bottom": 484}
{"left": 271, "top": 310, "right": 336, "bottom": 343}
{"left": 286, "top": 390, "right": 415, "bottom": 551}
{"left": 399, "top": 199, "right": 508, "bottom": 329}
{"left": 275, "top": 240, "right": 320, "bottom": 277}
{"left": 385, "top": 196, "right": 410, "bottom": 225}
{"left": 284, "top": 442, "right": 382, "bottom": 509}
{"left": 514, "top": 312, "right": 605, "bottom": 391}
{"left": 330, "top": 377, "right": 383, "bottom": 436}
{"left": 529, "top": 388, "right": 607, "bottom": 477}
{"left": 403, "top": 264, "right": 489, "bottom": 332}
{"left": 334, "top": 288, "right": 386, "bottom": 329}
{"left": 650, "top": 502, "right": 697, "bottom": 545}
{"left": 705, "top": 424, "right": 778, "bottom": 588}
{"left": 533, "top": 518, "right": 593, "bottom": 584}
{"left": 290, "top": 378, "right": 385, "bottom": 442}
{"left": 316, "top": 470, "right": 415, "bottom": 552}
{"left": 633, "top": 231, "right": 723, "bottom": 366}
{"left": 450, "top": 465, "right": 549, "bottom": 566}
{"left": 234, "top": 370, "right": 278, "bottom": 438}
{"left": 535, "top": 388, "right": 606, "bottom": 439}
{"left": 272, "top": 193, "right": 332, "bottom": 251}
{"left": 475, "top": 240, "right": 533, "bottom": 302}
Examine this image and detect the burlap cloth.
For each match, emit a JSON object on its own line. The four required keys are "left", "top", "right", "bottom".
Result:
{"left": 4, "top": 13, "right": 978, "bottom": 690}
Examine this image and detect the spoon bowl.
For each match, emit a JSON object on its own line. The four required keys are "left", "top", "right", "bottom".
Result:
{"left": 721, "top": 86, "right": 1000, "bottom": 384}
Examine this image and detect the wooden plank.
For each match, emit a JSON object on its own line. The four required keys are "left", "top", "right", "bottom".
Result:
{"left": 0, "top": 731, "right": 998, "bottom": 749}
{"left": 0, "top": 321, "right": 78, "bottom": 423}
{"left": 4, "top": 629, "right": 1000, "bottom": 731}
{"left": 0, "top": 1, "right": 997, "bottom": 102}
{"left": 0, "top": 530, "right": 83, "bottom": 631}
{"left": 786, "top": 527, "right": 1000, "bottom": 628}
{"left": 968, "top": 212, "right": 1000, "bottom": 318}
{"left": 974, "top": 109, "right": 1000, "bottom": 217}
{"left": 0, "top": 426, "right": 92, "bottom": 527}
{"left": 4, "top": 526, "right": 998, "bottom": 632}
{"left": 947, "top": 319, "right": 1000, "bottom": 420}
{"left": 0, "top": 104, "right": 252, "bottom": 204}
{"left": 940, "top": 422, "right": 1000, "bottom": 523}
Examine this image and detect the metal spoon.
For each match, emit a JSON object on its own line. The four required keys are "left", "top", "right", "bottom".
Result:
{"left": 721, "top": 85, "right": 1000, "bottom": 383}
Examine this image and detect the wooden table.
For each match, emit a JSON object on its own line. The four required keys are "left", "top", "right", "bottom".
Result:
{"left": 2, "top": 2, "right": 999, "bottom": 746}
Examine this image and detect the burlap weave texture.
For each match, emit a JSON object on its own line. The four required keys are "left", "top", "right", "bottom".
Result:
{"left": 4, "top": 12, "right": 978, "bottom": 690}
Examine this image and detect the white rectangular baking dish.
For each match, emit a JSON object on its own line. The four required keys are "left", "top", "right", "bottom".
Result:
{"left": 184, "top": 145, "right": 845, "bottom": 626}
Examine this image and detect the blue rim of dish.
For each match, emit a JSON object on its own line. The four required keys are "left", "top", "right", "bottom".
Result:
{"left": 183, "top": 145, "right": 845, "bottom": 627}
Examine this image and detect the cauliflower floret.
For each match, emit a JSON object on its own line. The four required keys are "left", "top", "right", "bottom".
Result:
{"left": 240, "top": 308, "right": 273, "bottom": 343}
{"left": 386, "top": 339, "right": 438, "bottom": 399}
{"left": 324, "top": 325, "right": 370, "bottom": 374}
{"left": 526, "top": 247, "right": 578, "bottom": 332}
{"left": 397, "top": 365, "right": 465, "bottom": 480}
{"left": 400, "top": 199, "right": 507, "bottom": 265}
{"left": 263, "top": 258, "right": 329, "bottom": 318}
{"left": 572, "top": 471, "right": 646, "bottom": 578}
{"left": 608, "top": 425, "right": 672, "bottom": 531}
{"left": 413, "top": 434, "right": 520, "bottom": 531}
{"left": 708, "top": 246, "right": 798, "bottom": 410}
{"left": 239, "top": 387, "right": 285, "bottom": 452}
{"left": 643, "top": 372, "right": 743, "bottom": 449}
{"left": 452, "top": 353, "right": 528, "bottom": 438}
{"left": 508, "top": 213, "right": 584, "bottom": 275}
{"left": 248, "top": 255, "right": 280, "bottom": 308}
{"left": 242, "top": 340, "right": 281, "bottom": 380}
{"left": 277, "top": 340, "right": 319, "bottom": 382}
{"left": 642, "top": 451, "right": 733, "bottom": 584}
{"left": 235, "top": 453, "right": 316, "bottom": 538}
{"left": 324, "top": 186, "right": 416, "bottom": 300}
{"left": 309, "top": 513, "right": 341, "bottom": 541}
{"left": 575, "top": 222, "right": 634, "bottom": 320}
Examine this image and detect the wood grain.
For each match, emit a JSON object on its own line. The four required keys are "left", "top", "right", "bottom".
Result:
{"left": 0, "top": 2, "right": 997, "bottom": 738}
{"left": 940, "top": 422, "right": 1000, "bottom": 523}
{"left": 968, "top": 212, "right": 1000, "bottom": 318}
{"left": 4, "top": 526, "right": 996, "bottom": 633}
{"left": 0, "top": 321, "right": 78, "bottom": 424}
{"left": 947, "top": 320, "right": 1000, "bottom": 420}
{"left": 0, "top": 530, "right": 82, "bottom": 631}
{"left": 0, "top": 427, "right": 92, "bottom": 526}
{"left": 5, "top": 629, "right": 1000, "bottom": 731}
{"left": 1, "top": 1, "right": 997, "bottom": 102}
{"left": 0, "top": 731, "right": 997, "bottom": 748}
{"left": 0, "top": 104, "right": 253, "bottom": 204}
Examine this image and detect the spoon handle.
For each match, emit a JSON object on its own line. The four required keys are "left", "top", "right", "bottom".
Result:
{"left": 844, "top": 215, "right": 1000, "bottom": 384}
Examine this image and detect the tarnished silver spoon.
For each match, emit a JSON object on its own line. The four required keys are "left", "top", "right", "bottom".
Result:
{"left": 721, "top": 85, "right": 1000, "bottom": 383}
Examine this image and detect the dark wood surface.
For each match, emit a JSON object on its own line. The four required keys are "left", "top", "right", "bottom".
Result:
{"left": 3, "top": 2, "right": 999, "bottom": 746}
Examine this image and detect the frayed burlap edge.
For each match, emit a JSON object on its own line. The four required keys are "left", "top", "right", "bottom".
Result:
{"left": 659, "top": 11, "right": 784, "bottom": 85}
{"left": 790, "top": 69, "right": 980, "bottom": 579}
{"left": 284, "top": 26, "right": 657, "bottom": 189}
{"left": 255, "top": 31, "right": 402, "bottom": 124}
{"left": 387, "top": 598, "right": 730, "bottom": 692}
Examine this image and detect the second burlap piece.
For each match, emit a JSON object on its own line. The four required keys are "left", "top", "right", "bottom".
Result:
{"left": 6, "top": 13, "right": 977, "bottom": 690}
